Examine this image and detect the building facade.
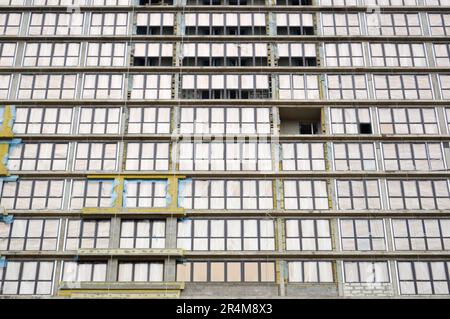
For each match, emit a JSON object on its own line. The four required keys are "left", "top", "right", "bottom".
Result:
{"left": 0, "top": 0, "right": 450, "bottom": 298}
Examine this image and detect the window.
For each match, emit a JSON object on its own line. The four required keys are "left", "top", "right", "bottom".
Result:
{"left": 136, "top": 13, "right": 174, "bottom": 35}
{"left": 320, "top": 0, "right": 357, "bottom": 4}
{"left": 128, "top": 107, "right": 171, "bottom": 134}
{"left": 276, "top": 43, "right": 317, "bottom": 67}
{"left": 92, "top": 0, "right": 130, "bottom": 4}
{"left": 118, "top": 263, "right": 164, "bottom": 282}
{"left": 120, "top": 220, "right": 165, "bottom": 249}
{"left": 178, "top": 179, "right": 273, "bottom": 210}
{"left": 326, "top": 75, "right": 368, "bottom": 100}
{"left": 321, "top": 13, "right": 361, "bottom": 35}
{"left": 374, "top": 74, "right": 434, "bottom": 100}
{"left": 0, "top": 43, "right": 16, "bottom": 66}
{"left": 283, "top": 180, "right": 329, "bottom": 210}
{"left": 447, "top": 108, "right": 450, "bottom": 133}
{"left": 125, "top": 142, "right": 170, "bottom": 171}
{"left": 434, "top": 44, "right": 450, "bottom": 67}
{"left": 23, "top": 43, "right": 80, "bottom": 67}
{"left": 378, "top": 108, "right": 439, "bottom": 135}
{"left": 278, "top": 74, "right": 320, "bottom": 100}
{"left": 131, "top": 74, "right": 172, "bottom": 100}
{"left": 0, "top": 179, "right": 65, "bottom": 210}
{"left": 86, "top": 43, "right": 127, "bottom": 67}
{"left": 82, "top": 74, "right": 124, "bottom": 100}
{"left": 177, "top": 261, "right": 276, "bottom": 282}
{"left": 89, "top": 13, "right": 128, "bottom": 35}
{"left": 18, "top": 74, "right": 77, "bottom": 100}
{"left": 123, "top": 180, "right": 167, "bottom": 208}
{"left": 0, "top": 75, "right": 11, "bottom": 99}
{"left": 365, "top": 0, "right": 417, "bottom": 4}
{"left": 439, "top": 75, "right": 450, "bottom": 99}
{"left": 0, "top": 219, "right": 59, "bottom": 251}
{"left": 425, "top": 0, "right": 450, "bottom": 4}
{"left": 428, "top": 14, "right": 450, "bottom": 36}
{"left": 276, "top": 13, "right": 314, "bottom": 35}
{"left": 333, "top": 143, "right": 377, "bottom": 171}
{"left": 177, "top": 219, "right": 275, "bottom": 251}
{"left": 13, "top": 107, "right": 73, "bottom": 135}
{"left": 0, "top": 13, "right": 21, "bottom": 35}
{"left": 288, "top": 261, "right": 334, "bottom": 282}
{"left": 382, "top": 143, "right": 446, "bottom": 171}
{"left": 0, "top": 261, "right": 54, "bottom": 295}
{"left": 179, "top": 107, "right": 270, "bottom": 135}
{"left": 70, "top": 179, "right": 114, "bottom": 209}
{"left": 28, "top": 13, "right": 83, "bottom": 35}
{"left": 324, "top": 43, "right": 364, "bottom": 67}
{"left": 398, "top": 261, "right": 450, "bottom": 295}
{"left": 74, "top": 143, "right": 118, "bottom": 171}
{"left": 32, "top": 0, "right": 88, "bottom": 4}
{"left": 178, "top": 142, "right": 272, "bottom": 171}
{"left": 336, "top": 180, "right": 382, "bottom": 210}
{"left": 370, "top": 43, "right": 427, "bottom": 67}
{"left": 62, "top": 262, "right": 107, "bottom": 282}
{"left": 78, "top": 107, "right": 121, "bottom": 135}
{"left": 285, "top": 219, "right": 332, "bottom": 251}
{"left": 65, "top": 219, "right": 110, "bottom": 250}
{"left": 343, "top": 262, "right": 390, "bottom": 283}
{"left": 8, "top": 143, "right": 69, "bottom": 171}
{"left": 367, "top": 13, "right": 422, "bottom": 36}
{"left": 330, "top": 108, "right": 372, "bottom": 134}
{"left": 392, "top": 219, "right": 450, "bottom": 251}
{"left": 134, "top": 42, "right": 173, "bottom": 66}
{"left": 387, "top": 180, "right": 450, "bottom": 210}
{"left": 340, "top": 219, "right": 386, "bottom": 251}
{"left": 281, "top": 143, "right": 326, "bottom": 171}
{"left": 185, "top": 13, "right": 266, "bottom": 36}
{"left": 0, "top": 0, "right": 24, "bottom": 4}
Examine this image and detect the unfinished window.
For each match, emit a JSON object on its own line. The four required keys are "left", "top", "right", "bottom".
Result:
{"left": 65, "top": 219, "right": 110, "bottom": 250}
{"left": 178, "top": 141, "right": 272, "bottom": 171}
{"left": 392, "top": 219, "right": 450, "bottom": 251}
{"left": 330, "top": 108, "right": 372, "bottom": 134}
{"left": 18, "top": 74, "right": 77, "bottom": 100}
{"left": 136, "top": 13, "right": 174, "bottom": 35}
{"left": 398, "top": 261, "right": 450, "bottom": 295}
{"left": 343, "top": 262, "right": 390, "bottom": 283}
{"left": 120, "top": 220, "right": 166, "bottom": 249}
{"left": 176, "top": 261, "right": 276, "bottom": 282}
{"left": 28, "top": 12, "right": 83, "bottom": 35}
{"left": 374, "top": 74, "right": 433, "bottom": 100}
{"left": 278, "top": 74, "right": 320, "bottom": 100}
{"left": 433, "top": 44, "right": 450, "bottom": 67}
{"left": 333, "top": 143, "right": 377, "bottom": 171}
{"left": 0, "top": 75, "right": 11, "bottom": 99}
{"left": 128, "top": 107, "right": 171, "bottom": 134}
{"left": 177, "top": 219, "right": 275, "bottom": 251}
{"left": 276, "top": 43, "right": 317, "bottom": 67}
{"left": 118, "top": 262, "right": 164, "bottom": 282}
{"left": 283, "top": 180, "right": 329, "bottom": 210}
{"left": 288, "top": 261, "right": 334, "bottom": 283}
{"left": 0, "top": 43, "right": 16, "bottom": 66}
{"left": 321, "top": 13, "right": 360, "bottom": 36}
{"left": 281, "top": 143, "right": 326, "bottom": 171}
{"left": 0, "top": 179, "right": 64, "bottom": 210}
{"left": 125, "top": 142, "right": 170, "bottom": 171}
{"left": 62, "top": 262, "right": 107, "bottom": 282}
{"left": 428, "top": 13, "right": 450, "bottom": 36}
{"left": 324, "top": 43, "right": 364, "bottom": 67}
{"left": 378, "top": 108, "right": 439, "bottom": 135}
{"left": 86, "top": 43, "right": 127, "bottom": 67}
{"left": 387, "top": 180, "right": 450, "bottom": 210}
{"left": 340, "top": 219, "right": 386, "bottom": 251}
{"left": 285, "top": 219, "right": 332, "bottom": 251}
{"left": 131, "top": 74, "right": 172, "bottom": 100}
{"left": 367, "top": 13, "right": 422, "bottom": 36}
{"left": 8, "top": 143, "right": 69, "bottom": 171}
{"left": 185, "top": 13, "right": 266, "bottom": 36}
{"left": 123, "top": 180, "right": 167, "bottom": 208}
{"left": 78, "top": 107, "right": 121, "bottom": 135}
{"left": 82, "top": 74, "right": 124, "bottom": 100}
{"left": 134, "top": 43, "right": 173, "bottom": 66}
{"left": 370, "top": 43, "right": 427, "bottom": 67}
{"left": 178, "top": 179, "right": 273, "bottom": 210}
{"left": 336, "top": 180, "right": 382, "bottom": 210}
{"left": 276, "top": 13, "right": 314, "bottom": 35}
{"left": 70, "top": 179, "right": 114, "bottom": 209}
{"left": 179, "top": 107, "right": 270, "bottom": 135}
{"left": 0, "top": 261, "right": 54, "bottom": 295}
{"left": 89, "top": 13, "right": 128, "bottom": 35}
{"left": 0, "top": 218, "right": 59, "bottom": 251}
{"left": 382, "top": 143, "right": 446, "bottom": 171}
{"left": 74, "top": 143, "right": 118, "bottom": 171}
{"left": 13, "top": 107, "right": 73, "bottom": 135}
{"left": 23, "top": 42, "right": 80, "bottom": 67}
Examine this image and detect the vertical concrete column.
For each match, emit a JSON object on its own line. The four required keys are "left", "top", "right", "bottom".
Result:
{"left": 336, "top": 261, "right": 345, "bottom": 297}
{"left": 389, "top": 260, "right": 400, "bottom": 297}
{"left": 165, "top": 259, "right": 177, "bottom": 282}
{"left": 109, "top": 217, "right": 121, "bottom": 249}
{"left": 107, "top": 259, "right": 119, "bottom": 282}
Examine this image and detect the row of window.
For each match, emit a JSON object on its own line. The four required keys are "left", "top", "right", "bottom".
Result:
{"left": 2, "top": 217, "right": 449, "bottom": 252}
{"left": 1, "top": 260, "right": 449, "bottom": 295}
{"left": 0, "top": 178, "right": 449, "bottom": 211}
{"left": 6, "top": 141, "right": 448, "bottom": 172}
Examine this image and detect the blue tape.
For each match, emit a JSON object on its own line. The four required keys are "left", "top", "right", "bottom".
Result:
{"left": 0, "top": 257, "right": 6, "bottom": 268}
{"left": 177, "top": 179, "right": 192, "bottom": 208}
{"left": 1, "top": 215, "right": 13, "bottom": 224}
{"left": 1, "top": 175, "right": 18, "bottom": 182}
